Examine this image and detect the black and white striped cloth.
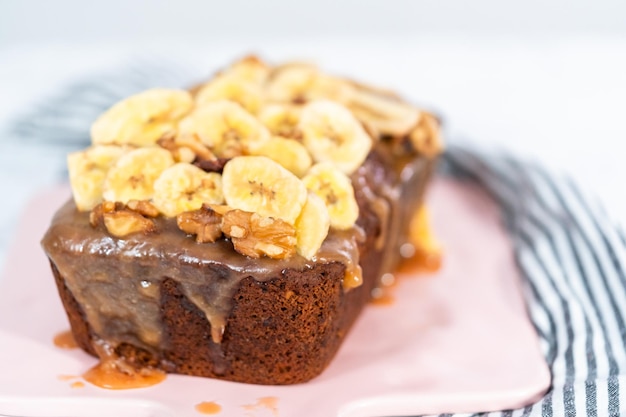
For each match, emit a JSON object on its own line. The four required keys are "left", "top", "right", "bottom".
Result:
{"left": 7, "top": 65, "right": 626, "bottom": 417}
{"left": 443, "top": 148, "right": 626, "bottom": 417}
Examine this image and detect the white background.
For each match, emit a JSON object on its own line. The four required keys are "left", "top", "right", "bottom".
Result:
{"left": 1, "top": 0, "right": 625, "bottom": 269}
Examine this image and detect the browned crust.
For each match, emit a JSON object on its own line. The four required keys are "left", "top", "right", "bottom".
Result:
{"left": 52, "top": 257, "right": 376, "bottom": 385}
{"left": 49, "top": 152, "right": 437, "bottom": 385}
{"left": 51, "top": 262, "right": 97, "bottom": 357}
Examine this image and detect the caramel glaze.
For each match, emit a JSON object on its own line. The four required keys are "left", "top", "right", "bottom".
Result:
{"left": 353, "top": 145, "right": 436, "bottom": 286}
{"left": 242, "top": 397, "right": 279, "bottom": 416}
{"left": 43, "top": 201, "right": 364, "bottom": 350}
{"left": 397, "top": 246, "right": 443, "bottom": 275}
{"left": 195, "top": 401, "right": 222, "bottom": 415}
{"left": 41, "top": 145, "right": 434, "bottom": 371}
{"left": 82, "top": 339, "right": 166, "bottom": 389}
{"left": 53, "top": 330, "right": 78, "bottom": 349}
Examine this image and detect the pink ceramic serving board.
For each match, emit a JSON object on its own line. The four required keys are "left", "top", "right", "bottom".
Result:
{"left": 0, "top": 178, "right": 550, "bottom": 417}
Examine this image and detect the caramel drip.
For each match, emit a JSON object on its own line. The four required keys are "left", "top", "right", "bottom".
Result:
{"left": 195, "top": 401, "right": 222, "bottom": 415}
{"left": 82, "top": 339, "right": 166, "bottom": 390}
{"left": 362, "top": 148, "right": 435, "bottom": 288}
{"left": 41, "top": 146, "right": 435, "bottom": 367}
{"left": 315, "top": 227, "right": 364, "bottom": 290}
{"left": 53, "top": 330, "right": 78, "bottom": 349}
{"left": 57, "top": 374, "right": 87, "bottom": 388}
{"left": 42, "top": 201, "right": 365, "bottom": 351}
{"left": 342, "top": 264, "right": 364, "bottom": 290}
{"left": 399, "top": 205, "right": 442, "bottom": 274}
{"left": 183, "top": 289, "right": 228, "bottom": 344}
{"left": 242, "top": 397, "right": 279, "bottom": 416}
{"left": 138, "top": 280, "right": 159, "bottom": 299}
{"left": 353, "top": 173, "right": 390, "bottom": 251}
{"left": 370, "top": 204, "right": 442, "bottom": 307}
{"left": 397, "top": 246, "right": 442, "bottom": 274}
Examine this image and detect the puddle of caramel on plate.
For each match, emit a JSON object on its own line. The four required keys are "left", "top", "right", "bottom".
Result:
{"left": 370, "top": 241, "right": 442, "bottom": 308}
{"left": 397, "top": 246, "right": 442, "bottom": 275}
{"left": 82, "top": 339, "right": 166, "bottom": 390}
{"left": 403, "top": 204, "right": 442, "bottom": 274}
{"left": 53, "top": 330, "right": 78, "bottom": 349}
{"left": 57, "top": 374, "right": 87, "bottom": 389}
{"left": 195, "top": 401, "right": 222, "bottom": 414}
{"left": 398, "top": 205, "right": 442, "bottom": 273}
{"left": 371, "top": 205, "right": 442, "bottom": 307}
{"left": 83, "top": 361, "right": 166, "bottom": 390}
{"left": 242, "top": 396, "right": 279, "bottom": 416}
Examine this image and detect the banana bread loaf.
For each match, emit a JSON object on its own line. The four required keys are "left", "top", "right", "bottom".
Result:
{"left": 41, "top": 57, "right": 443, "bottom": 386}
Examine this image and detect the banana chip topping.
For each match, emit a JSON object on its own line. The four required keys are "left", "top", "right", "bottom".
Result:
{"left": 68, "top": 56, "right": 442, "bottom": 260}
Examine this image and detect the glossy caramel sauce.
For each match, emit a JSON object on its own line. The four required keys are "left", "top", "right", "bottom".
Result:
{"left": 43, "top": 203, "right": 363, "bottom": 348}
{"left": 195, "top": 401, "right": 222, "bottom": 414}
{"left": 57, "top": 374, "right": 87, "bottom": 388}
{"left": 242, "top": 396, "right": 279, "bottom": 416}
{"left": 53, "top": 330, "right": 78, "bottom": 349}
{"left": 41, "top": 147, "right": 436, "bottom": 383}
{"left": 82, "top": 340, "right": 166, "bottom": 389}
{"left": 342, "top": 265, "right": 364, "bottom": 290}
{"left": 397, "top": 246, "right": 442, "bottom": 274}
{"left": 400, "top": 204, "right": 443, "bottom": 274}
{"left": 370, "top": 205, "right": 442, "bottom": 306}
{"left": 83, "top": 361, "right": 166, "bottom": 390}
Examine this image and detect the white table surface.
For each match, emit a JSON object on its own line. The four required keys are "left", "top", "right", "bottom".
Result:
{"left": 1, "top": 36, "right": 625, "bottom": 273}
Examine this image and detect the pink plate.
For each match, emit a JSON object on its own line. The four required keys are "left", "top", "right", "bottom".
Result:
{"left": 0, "top": 178, "right": 550, "bottom": 417}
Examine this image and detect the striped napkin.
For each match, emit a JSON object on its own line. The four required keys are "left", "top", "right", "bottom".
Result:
{"left": 7, "top": 64, "right": 626, "bottom": 417}
{"left": 443, "top": 148, "right": 626, "bottom": 417}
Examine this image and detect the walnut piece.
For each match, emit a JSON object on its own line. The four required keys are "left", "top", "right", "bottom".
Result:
{"left": 157, "top": 135, "right": 195, "bottom": 163}
{"left": 90, "top": 201, "right": 123, "bottom": 227}
{"left": 90, "top": 201, "right": 156, "bottom": 237}
{"left": 176, "top": 206, "right": 223, "bottom": 243}
{"left": 175, "top": 135, "right": 218, "bottom": 162}
{"left": 157, "top": 134, "right": 219, "bottom": 164}
{"left": 222, "top": 209, "right": 296, "bottom": 259}
{"left": 103, "top": 211, "right": 157, "bottom": 237}
{"left": 126, "top": 200, "right": 159, "bottom": 217}
{"left": 409, "top": 112, "right": 443, "bottom": 158}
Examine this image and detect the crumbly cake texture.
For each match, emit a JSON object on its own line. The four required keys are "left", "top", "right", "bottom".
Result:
{"left": 42, "top": 56, "right": 443, "bottom": 385}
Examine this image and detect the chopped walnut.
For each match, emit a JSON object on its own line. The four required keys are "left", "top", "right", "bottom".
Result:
{"left": 126, "top": 200, "right": 159, "bottom": 218}
{"left": 222, "top": 209, "right": 296, "bottom": 259}
{"left": 103, "top": 210, "right": 156, "bottom": 237}
{"left": 409, "top": 112, "right": 443, "bottom": 158}
{"left": 175, "top": 135, "right": 218, "bottom": 162}
{"left": 206, "top": 204, "right": 232, "bottom": 216}
{"left": 158, "top": 133, "right": 219, "bottom": 164}
{"left": 90, "top": 201, "right": 124, "bottom": 227}
{"left": 157, "top": 135, "right": 197, "bottom": 164}
{"left": 90, "top": 201, "right": 156, "bottom": 237}
{"left": 156, "top": 134, "right": 177, "bottom": 151}
{"left": 176, "top": 206, "right": 223, "bottom": 243}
